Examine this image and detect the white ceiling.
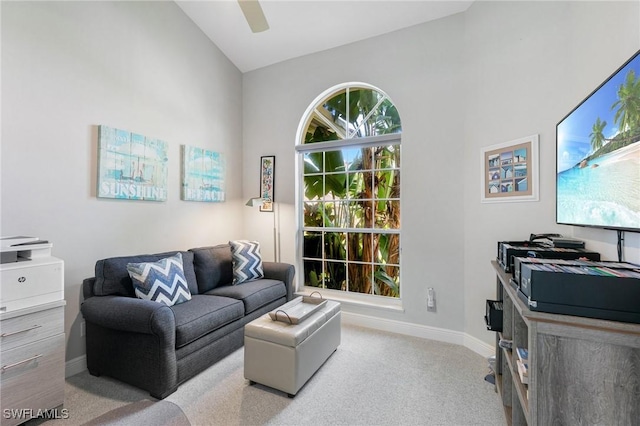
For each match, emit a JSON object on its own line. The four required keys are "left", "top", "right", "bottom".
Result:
{"left": 176, "top": 1, "right": 473, "bottom": 73}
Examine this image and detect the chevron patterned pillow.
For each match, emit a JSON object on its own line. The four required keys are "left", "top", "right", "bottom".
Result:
{"left": 126, "top": 252, "right": 192, "bottom": 306}
{"left": 229, "top": 240, "right": 264, "bottom": 285}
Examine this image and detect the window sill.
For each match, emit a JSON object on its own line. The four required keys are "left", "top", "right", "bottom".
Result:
{"left": 295, "top": 287, "right": 404, "bottom": 313}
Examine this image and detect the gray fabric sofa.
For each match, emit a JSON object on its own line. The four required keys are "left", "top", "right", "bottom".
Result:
{"left": 80, "top": 244, "right": 295, "bottom": 399}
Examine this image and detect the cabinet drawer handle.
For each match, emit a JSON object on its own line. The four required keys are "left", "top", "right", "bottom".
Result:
{"left": 0, "top": 325, "right": 42, "bottom": 338}
{"left": 1, "top": 354, "right": 43, "bottom": 372}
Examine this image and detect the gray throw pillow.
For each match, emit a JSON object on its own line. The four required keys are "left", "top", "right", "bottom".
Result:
{"left": 127, "top": 252, "right": 192, "bottom": 306}
{"left": 229, "top": 240, "right": 264, "bottom": 285}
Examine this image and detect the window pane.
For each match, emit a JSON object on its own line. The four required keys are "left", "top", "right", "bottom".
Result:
{"left": 348, "top": 263, "right": 373, "bottom": 294}
{"left": 347, "top": 172, "right": 365, "bottom": 195}
{"left": 303, "top": 260, "right": 324, "bottom": 288}
{"left": 347, "top": 232, "right": 373, "bottom": 262}
{"left": 325, "top": 261, "right": 346, "bottom": 290}
{"left": 374, "top": 265, "right": 400, "bottom": 297}
{"left": 375, "top": 145, "right": 400, "bottom": 169}
{"left": 348, "top": 89, "right": 384, "bottom": 138}
{"left": 303, "top": 174, "right": 323, "bottom": 201}
{"left": 303, "top": 152, "right": 323, "bottom": 174}
{"left": 323, "top": 151, "right": 347, "bottom": 199}
{"left": 375, "top": 169, "right": 400, "bottom": 200}
{"left": 304, "top": 117, "right": 341, "bottom": 143}
{"left": 324, "top": 232, "right": 346, "bottom": 261}
{"left": 324, "top": 150, "right": 346, "bottom": 173}
{"left": 361, "top": 147, "right": 374, "bottom": 170}
{"left": 324, "top": 201, "right": 348, "bottom": 228}
{"left": 303, "top": 231, "right": 323, "bottom": 258}
{"left": 303, "top": 202, "right": 323, "bottom": 227}
{"left": 375, "top": 233, "right": 400, "bottom": 265}
{"left": 324, "top": 174, "right": 347, "bottom": 200}
{"left": 375, "top": 200, "right": 400, "bottom": 229}
{"left": 366, "top": 102, "right": 402, "bottom": 136}
{"left": 322, "top": 89, "right": 348, "bottom": 138}
{"left": 348, "top": 200, "right": 373, "bottom": 228}
{"left": 344, "top": 148, "right": 362, "bottom": 171}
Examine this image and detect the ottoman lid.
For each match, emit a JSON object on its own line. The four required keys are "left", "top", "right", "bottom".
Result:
{"left": 245, "top": 300, "right": 340, "bottom": 347}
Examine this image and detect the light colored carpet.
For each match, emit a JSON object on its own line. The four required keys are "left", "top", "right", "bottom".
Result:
{"left": 27, "top": 324, "right": 504, "bottom": 426}
{"left": 82, "top": 400, "right": 189, "bottom": 426}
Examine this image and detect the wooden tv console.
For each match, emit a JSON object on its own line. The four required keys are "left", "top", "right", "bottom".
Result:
{"left": 491, "top": 261, "right": 640, "bottom": 425}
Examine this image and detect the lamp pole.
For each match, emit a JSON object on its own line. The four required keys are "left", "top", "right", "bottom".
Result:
{"left": 273, "top": 201, "right": 280, "bottom": 262}
{"left": 246, "top": 196, "right": 280, "bottom": 262}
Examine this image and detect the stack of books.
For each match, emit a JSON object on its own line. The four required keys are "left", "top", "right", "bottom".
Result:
{"left": 516, "top": 347, "right": 528, "bottom": 385}
{"left": 520, "top": 259, "right": 640, "bottom": 278}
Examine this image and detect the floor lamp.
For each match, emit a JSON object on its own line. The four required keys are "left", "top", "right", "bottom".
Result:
{"left": 245, "top": 197, "right": 280, "bottom": 262}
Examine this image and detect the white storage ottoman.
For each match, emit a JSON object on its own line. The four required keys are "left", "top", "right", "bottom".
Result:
{"left": 244, "top": 299, "right": 341, "bottom": 397}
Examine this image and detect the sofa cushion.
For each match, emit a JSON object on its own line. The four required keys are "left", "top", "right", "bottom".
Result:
{"left": 170, "top": 295, "right": 244, "bottom": 348}
{"left": 229, "top": 240, "right": 264, "bottom": 285}
{"left": 189, "top": 245, "right": 234, "bottom": 293}
{"left": 94, "top": 251, "right": 198, "bottom": 297}
{"left": 206, "top": 279, "right": 286, "bottom": 315}
{"left": 127, "top": 253, "right": 192, "bottom": 307}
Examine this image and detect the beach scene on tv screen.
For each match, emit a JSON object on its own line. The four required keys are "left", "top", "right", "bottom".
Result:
{"left": 557, "top": 51, "right": 640, "bottom": 230}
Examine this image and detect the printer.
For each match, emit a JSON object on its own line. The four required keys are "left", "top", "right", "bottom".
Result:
{"left": 0, "top": 237, "right": 64, "bottom": 312}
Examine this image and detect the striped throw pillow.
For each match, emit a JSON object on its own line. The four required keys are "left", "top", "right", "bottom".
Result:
{"left": 229, "top": 240, "right": 264, "bottom": 285}
{"left": 127, "top": 252, "right": 192, "bottom": 306}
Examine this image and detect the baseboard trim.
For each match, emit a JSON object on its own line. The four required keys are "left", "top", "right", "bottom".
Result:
{"left": 463, "top": 333, "right": 495, "bottom": 358}
{"left": 65, "top": 355, "right": 87, "bottom": 378}
{"left": 341, "top": 311, "right": 494, "bottom": 358}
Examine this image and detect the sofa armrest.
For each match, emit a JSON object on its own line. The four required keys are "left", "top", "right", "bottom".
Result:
{"left": 83, "top": 277, "right": 96, "bottom": 300}
{"left": 81, "top": 295, "right": 176, "bottom": 338}
{"left": 81, "top": 294, "right": 178, "bottom": 399}
{"left": 263, "top": 262, "right": 295, "bottom": 301}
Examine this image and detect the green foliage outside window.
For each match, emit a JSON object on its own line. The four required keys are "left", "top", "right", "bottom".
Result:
{"left": 301, "top": 86, "right": 402, "bottom": 298}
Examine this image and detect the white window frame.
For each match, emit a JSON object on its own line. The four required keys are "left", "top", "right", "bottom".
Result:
{"left": 294, "top": 83, "right": 402, "bottom": 310}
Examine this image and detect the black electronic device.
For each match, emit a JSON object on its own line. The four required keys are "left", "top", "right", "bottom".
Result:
{"left": 497, "top": 240, "right": 547, "bottom": 272}
{"left": 497, "top": 241, "right": 600, "bottom": 273}
{"left": 529, "top": 233, "right": 562, "bottom": 242}
{"left": 518, "top": 260, "right": 640, "bottom": 323}
{"left": 548, "top": 236, "right": 585, "bottom": 249}
{"left": 513, "top": 256, "right": 597, "bottom": 290}
{"left": 485, "top": 300, "right": 503, "bottom": 332}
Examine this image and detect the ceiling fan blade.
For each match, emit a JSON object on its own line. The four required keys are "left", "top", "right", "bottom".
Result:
{"left": 238, "top": 0, "right": 269, "bottom": 33}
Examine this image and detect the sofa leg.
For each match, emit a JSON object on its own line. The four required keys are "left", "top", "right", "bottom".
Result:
{"left": 150, "top": 386, "right": 178, "bottom": 400}
{"left": 249, "top": 380, "right": 256, "bottom": 386}
{"left": 287, "top": 393, "right": 295, "bottom": 398}
{"left": 88, "top": 369, "right": 100, "bottom": 377}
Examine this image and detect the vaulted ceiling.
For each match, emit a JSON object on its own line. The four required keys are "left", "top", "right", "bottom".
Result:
{"left": 176, "top": 1, "right": 473, "bottom": 73}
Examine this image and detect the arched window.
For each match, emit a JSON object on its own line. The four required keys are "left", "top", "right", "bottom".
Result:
{"left": 295, "top": 83, "right": 402, "bottom": 302}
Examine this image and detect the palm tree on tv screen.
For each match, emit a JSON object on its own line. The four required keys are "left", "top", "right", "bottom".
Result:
{"left": 612, "top": 69, "right": 640, "bottom": 142}
{"left": 590, "top": 117, "right": 607, "bottom": 152}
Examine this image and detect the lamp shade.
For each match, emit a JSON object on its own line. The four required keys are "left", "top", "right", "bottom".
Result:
{"left": 245, "top": 197, "right": 264, "bottom": 207}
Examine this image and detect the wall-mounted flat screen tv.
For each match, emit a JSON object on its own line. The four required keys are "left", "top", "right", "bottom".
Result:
{"left": 556, "top": 49, "right": 640, "bottom": 232}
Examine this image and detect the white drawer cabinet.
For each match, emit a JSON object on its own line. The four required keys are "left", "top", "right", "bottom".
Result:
{"left": 1, "top": 296, "right": 65, "bottom": 425}
{"left": 1, "top": 305, "right": 64, "bottom": 352}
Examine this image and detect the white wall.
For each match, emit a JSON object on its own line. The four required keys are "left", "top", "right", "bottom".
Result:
{"left": 1, "top": 2, "right": 244, "bottom": 361}
{"left": 243, "top": 0, "right": 640, "bottom": 347}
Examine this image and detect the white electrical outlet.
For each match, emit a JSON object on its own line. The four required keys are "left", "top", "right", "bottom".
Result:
{"left": 80, "top": 321, "right": 85, "bottom": 337}
{"left": 427, "top": 287, "right": 436, "bottom": 309}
